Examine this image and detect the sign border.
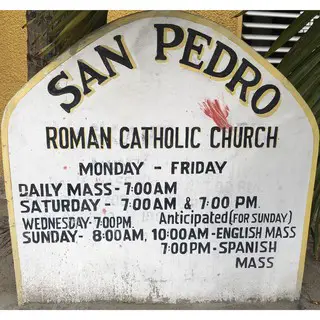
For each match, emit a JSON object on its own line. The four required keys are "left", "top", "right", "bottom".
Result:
{"left": 2, "top": 10, "right": 319, "bottom": 305}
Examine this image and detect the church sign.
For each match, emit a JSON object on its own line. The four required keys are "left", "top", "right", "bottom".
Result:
{"left": 2, "top": 11, "right": 318, "bottom": 304}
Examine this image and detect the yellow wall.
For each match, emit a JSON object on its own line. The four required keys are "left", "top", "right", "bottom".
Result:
{"left": 108, "top": 10, "right": 242, "bottom": 36}
{"left": 0, "top": 11, "right": 27, "bottom": 177}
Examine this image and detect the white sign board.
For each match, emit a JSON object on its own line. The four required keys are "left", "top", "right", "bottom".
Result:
{"left": 2, "top": 11, "right": 319, "bottom": 305}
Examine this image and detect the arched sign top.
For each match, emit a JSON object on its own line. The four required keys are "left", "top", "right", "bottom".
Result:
{"left": 2, "top": 11, "right": 319, "bottom": 305}
{"left": 3, "top": 10, "right": 318, "bottom": 124}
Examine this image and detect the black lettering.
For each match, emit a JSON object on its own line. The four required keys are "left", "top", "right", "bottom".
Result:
{"left": 203, "top": 41, "right": 237, "bottom": 78}
{"left": 47, "top": 71, "right": 82, "bottom": 113}
{"left": 77, "top": 60, "right": 108, "bottom": 95}
{"left": 180, "top": 28, "right": 212, "bottom": 70}
{"left": 94, "top": 35, "right": 135, "bottom": 77}
{"left": 252, "top": 84, "right": 281, "bottom": 115}
{"left": 119, "top": 127, "right": 130, "bottom": 149}
{"left": 154, "top": 24, "right": 184, "bottom": 61}
{"left": 226, "top": 58, "right": 261, "bottom": 103}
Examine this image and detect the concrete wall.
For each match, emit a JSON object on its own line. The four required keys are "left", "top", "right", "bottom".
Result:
{"left": 0, "top": 11, "right": 27, "bottom": 179}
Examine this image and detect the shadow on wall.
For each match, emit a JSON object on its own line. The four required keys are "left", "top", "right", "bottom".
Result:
{"left": 0, "top": 11, "right": 28, "bottom": 199}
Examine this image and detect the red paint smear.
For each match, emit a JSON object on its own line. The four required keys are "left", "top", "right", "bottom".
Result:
{"left": 200, "top": 99, "right": 232, "bottom": 128}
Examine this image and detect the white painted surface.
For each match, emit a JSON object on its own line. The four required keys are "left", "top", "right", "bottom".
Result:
{"left": 5, "top": 13, "right": 317, "bottom": 303}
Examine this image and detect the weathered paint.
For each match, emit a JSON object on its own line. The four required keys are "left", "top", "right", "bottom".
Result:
{"left": 2, "top": 11, "right": 318, "bottom": 305}
{"left": 0, "top": 10, "right": 240, "bottom": 180}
